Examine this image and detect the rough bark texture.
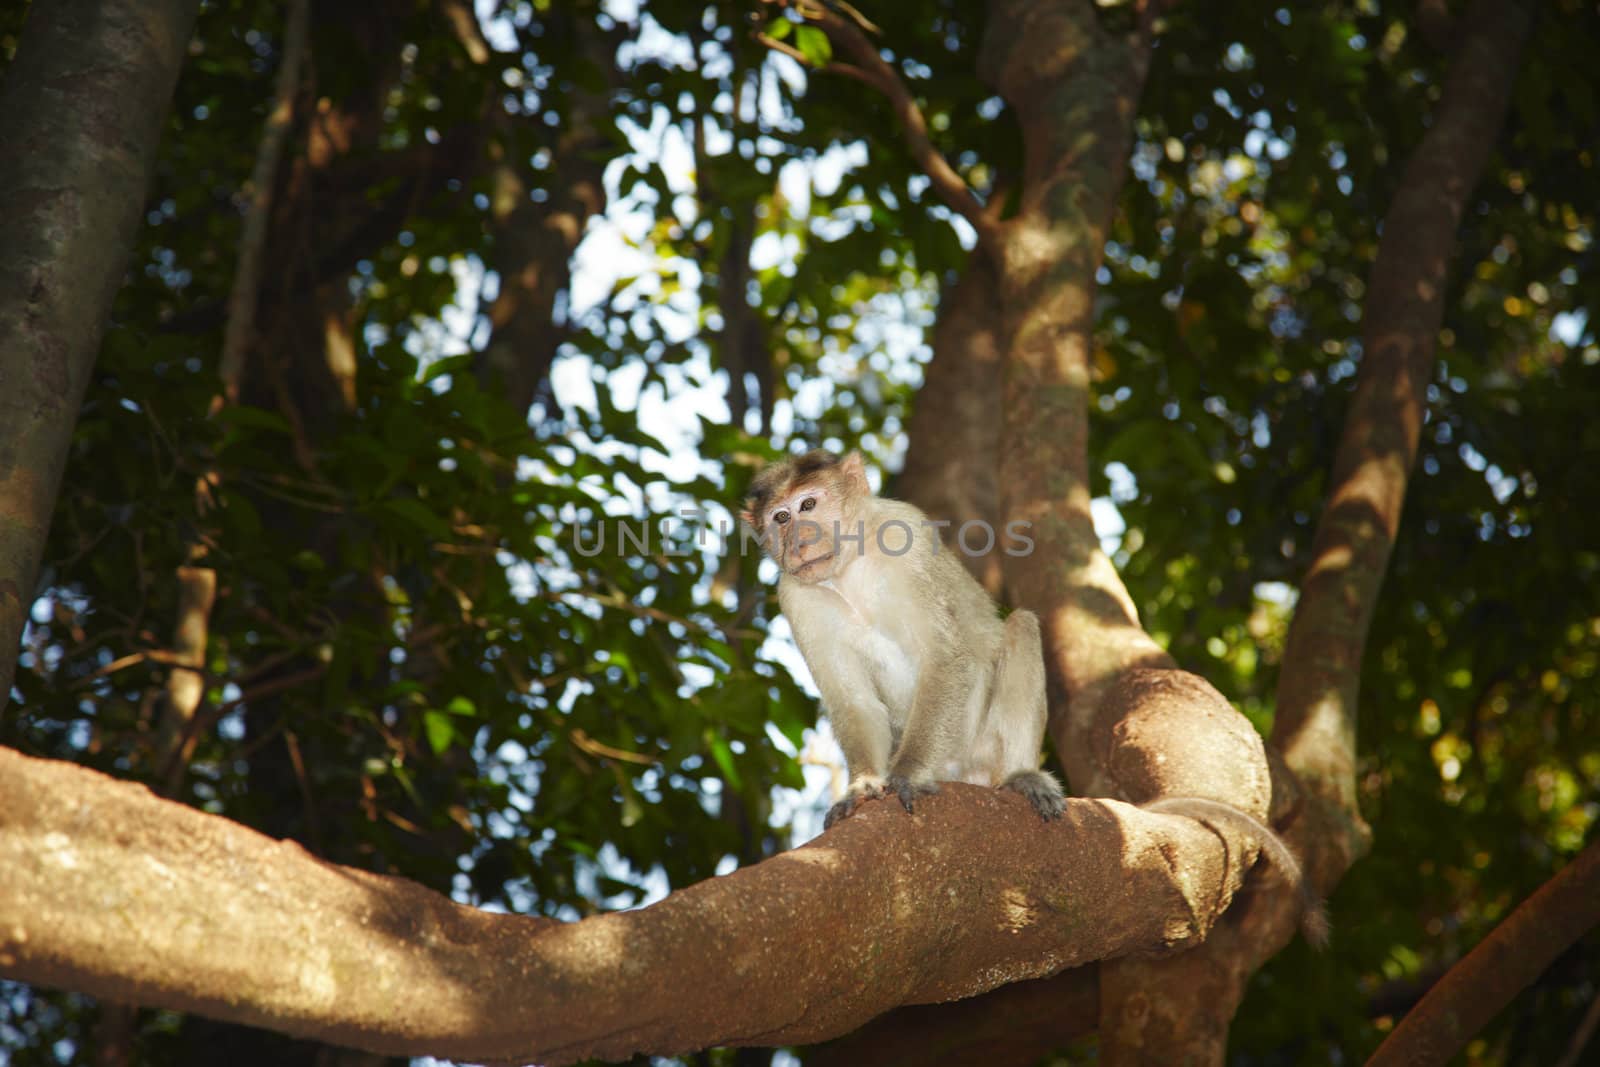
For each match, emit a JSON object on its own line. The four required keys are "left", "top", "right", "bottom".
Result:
{"left": 977, "top": 4, "right": 1318, "bottom": 1061}
{"left": 811, "top": 965, "right": 1097, "bottom": 1066}
{"left": 1368, "top": 838, "right": 1600, "bottom": 1067}
{"left": 1271, "top": 0, "right": 1532, "bottom": 880}
{"left": 980, "top": 3, "right": 1169, "bottom": 734}
{"left": 0, "top": 744, "right": 1276, "bottom": 1065}
{"left": 0, "top": 0, "right": 201, "bottom": 713}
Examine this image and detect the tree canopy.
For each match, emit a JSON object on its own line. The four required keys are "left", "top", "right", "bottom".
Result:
{"left": 0, "top": 0, "right": 1596, "bottom": 1064}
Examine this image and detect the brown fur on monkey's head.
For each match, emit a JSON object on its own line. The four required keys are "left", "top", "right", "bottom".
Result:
{"left": 741, "top": 449, "right": 846, "bottom": 530}
{"left": 739, "top": 450, "right": 872, "bottom": 581}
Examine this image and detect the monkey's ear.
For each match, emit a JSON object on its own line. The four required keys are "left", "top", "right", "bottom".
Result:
{"left": 739, "top": 508, "right": 758, "bottom": 529}
{"left": 840, "top": 451, "right": 871, "bottom": 495}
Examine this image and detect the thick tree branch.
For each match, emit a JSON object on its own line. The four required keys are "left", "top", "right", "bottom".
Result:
{"left": 1271, "top": 0, "right": 1531, "bottom": 855}
{"left": 980, "top": 0, "right": 1163, "bottom": 778}
{"left": 0, "top": 745, "right": 1276, "bottom": 1065}
{"left": 756, "top": 3, "right": 998, "bottom": 247}
{"left": 1369, "top": 837, "right": 1600, "bottom": 1067}
{"left": 810, "top": 966, "right": 1097, "bottom": 1066}
{"left": 0, "top": 0, "right": 202, "bottom": 714}
{"left": 975, "top": 6, "right": 1337, "bottom": 1058}
{"left": 1415, "top": 0, "right": 1458, "bottom": 51}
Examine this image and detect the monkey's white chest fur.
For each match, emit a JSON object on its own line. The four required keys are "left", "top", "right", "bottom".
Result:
{"left": 811, "top": 575, "right": 922, "bottom": 725}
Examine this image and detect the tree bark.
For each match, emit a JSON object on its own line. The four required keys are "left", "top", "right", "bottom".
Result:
{"left": 810, "top": 965, "right": 1097, "bottom": 1066}
{"left": 0, "top": 744, "right": 1275, "bottom": 1065}
{"left": 474, "top": 10, "right": 613, "bottom": 419}
{"left": 0, "top": 0, "right": 201, "bottom": 713}
{"left": 978, "top": 3, "right": 1326, "bottom": 1060}
{"left": 981, "top": 2, "right": 1168, "bottom": 743}
{"left": 898, "top": 257, "right": 1006, "bottom": 594}
{"left": 1369, "top": 838, "right": 1600, "bottom": 1067}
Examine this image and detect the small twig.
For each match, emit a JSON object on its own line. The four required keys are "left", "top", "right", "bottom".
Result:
{"left": 283, "top": 729, "right": 326, "bottom": 855}
{"left": 74, "top": 648, "right": 206, "bottom": 688}
{"left": 219, "top": 0, "right": 311, "bottom": 402}
{"left": 158, "top": 664, "right": 327, "bottom": 793}
{"left": 1555, "top": 989, "right": 1600, "bottom": 1067}
{"left": 753, "top": 32, "right": 812, "bottom": 69}
{"left": 570, "top": 728, "right": 656, "bottom": 766}
{"left": 755, "top": 4, "right": 998, "bottom": 248}
{"left": 540, "top": 588, "right": 728, "bottom": 637}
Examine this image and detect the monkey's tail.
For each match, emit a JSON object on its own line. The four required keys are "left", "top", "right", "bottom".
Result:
{"left": 1142, "top": 796, "right": 1330, "bottom": 949}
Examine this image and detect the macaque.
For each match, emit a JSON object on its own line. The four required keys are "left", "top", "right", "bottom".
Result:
{"left": 741, "top": 449, "right": 1064, "bottom": 828}
{"left": 742, "top": 449, "right": 1329, "bottom": 946}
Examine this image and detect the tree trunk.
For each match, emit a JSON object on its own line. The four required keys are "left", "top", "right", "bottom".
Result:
{"left": 898, "top": 256, "right": 1005, "bottom": 594}
{"left": 0, "top": 0, "right": 201, "bottom": 714}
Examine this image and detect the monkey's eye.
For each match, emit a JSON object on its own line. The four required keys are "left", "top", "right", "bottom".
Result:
{"left": 773, "top": 509, "right": 790, "bottom": 525}
{"left": 799, "top": 497, "right": 817, "bottom": 513}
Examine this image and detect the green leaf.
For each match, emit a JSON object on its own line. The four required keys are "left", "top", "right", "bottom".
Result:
{"left": 794, "top": 25, "right": 832, "bottom": 67}
{"left": 423, "top": 710, "right": 454, "bottom": 754}
{"left": 421, "top": 353, "right": 474, "bottom": 384}
{"left": 377, "top": 496, "right": 453, "bottom": 541}
{"left": 704, "top": 728, "right": 743, "bottom": 790}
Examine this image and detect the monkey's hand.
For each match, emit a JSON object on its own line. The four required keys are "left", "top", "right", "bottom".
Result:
{"left": 824, "top": 774, "right": 888, "bottom": 829}
{"left": 884, "top": 774, "right": 939, "bottom": 815}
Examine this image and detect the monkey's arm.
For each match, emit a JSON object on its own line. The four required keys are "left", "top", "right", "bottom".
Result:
{"left": 884, "top": 651, "right": 978, "bottom": 811}
{"left": 816, "top": 667, "right": 896, "bottom": 828}
{"left": 783, "top": 583, "right": 895, "bottom": 826}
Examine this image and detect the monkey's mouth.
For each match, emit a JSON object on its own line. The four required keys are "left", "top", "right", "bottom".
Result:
{"left": 792, "top": 552, "right": 835, "bottom": 576}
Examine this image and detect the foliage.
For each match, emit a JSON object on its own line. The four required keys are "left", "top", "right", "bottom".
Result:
{"left": 2, "top": 0, "right": 1596, "bottom": 1064}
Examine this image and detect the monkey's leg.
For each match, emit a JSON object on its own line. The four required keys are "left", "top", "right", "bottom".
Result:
{"left": 990, "top": 610, "right": 1065, "bottom": 820}
{"left": 824, "top": 697, "right": 894, "bottom": 828}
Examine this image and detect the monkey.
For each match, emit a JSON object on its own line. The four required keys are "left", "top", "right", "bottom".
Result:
{"left": 741, "top": 449, "right": 1065, "bottom": 828}
{"left": 742, "top": 448, "right": 1329, "bottom": 947}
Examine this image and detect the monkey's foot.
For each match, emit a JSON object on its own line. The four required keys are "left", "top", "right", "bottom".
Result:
{"left": 884, "top": 775, "right": 939, "bottom": 815}
{"left": 1003, "top": 769, "right": 1065, "bottom": 821}
{"left": 823, "top": 796, "right": 862, "bottom": 829}
{"left": 824, "top": 775, "right": 888, "bottom": 829}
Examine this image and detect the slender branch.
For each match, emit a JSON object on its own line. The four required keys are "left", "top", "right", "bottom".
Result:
{"left": 73, "top": 647, "right": 206, "bottom": 687}
{"left": 157, "top": 665, "right": 326, "bottom": 792}
{"left": 569, "top": 728, "right": 656, "bottom": 766}
{"left": 1369, "top": 838, "right": 1600, "bottom": 1066}
{"left": 755, "top": 6, "right": 998, "bottom": 247}
{"left": 753, "top": 31, "right": 817, "bottom": 70}
{"left": 218, "top": 0, "right": 311, "bottom": 402}
{"left": 1271, "top": 0, "right": 1531, "bottom": 835}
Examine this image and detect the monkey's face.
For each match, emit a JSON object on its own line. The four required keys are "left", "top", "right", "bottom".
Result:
{"left": 752, "top": 478, "right": 856, "bottom": 583}
{"left": 742, "top": 450, "right": 872, "bottom": 584}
